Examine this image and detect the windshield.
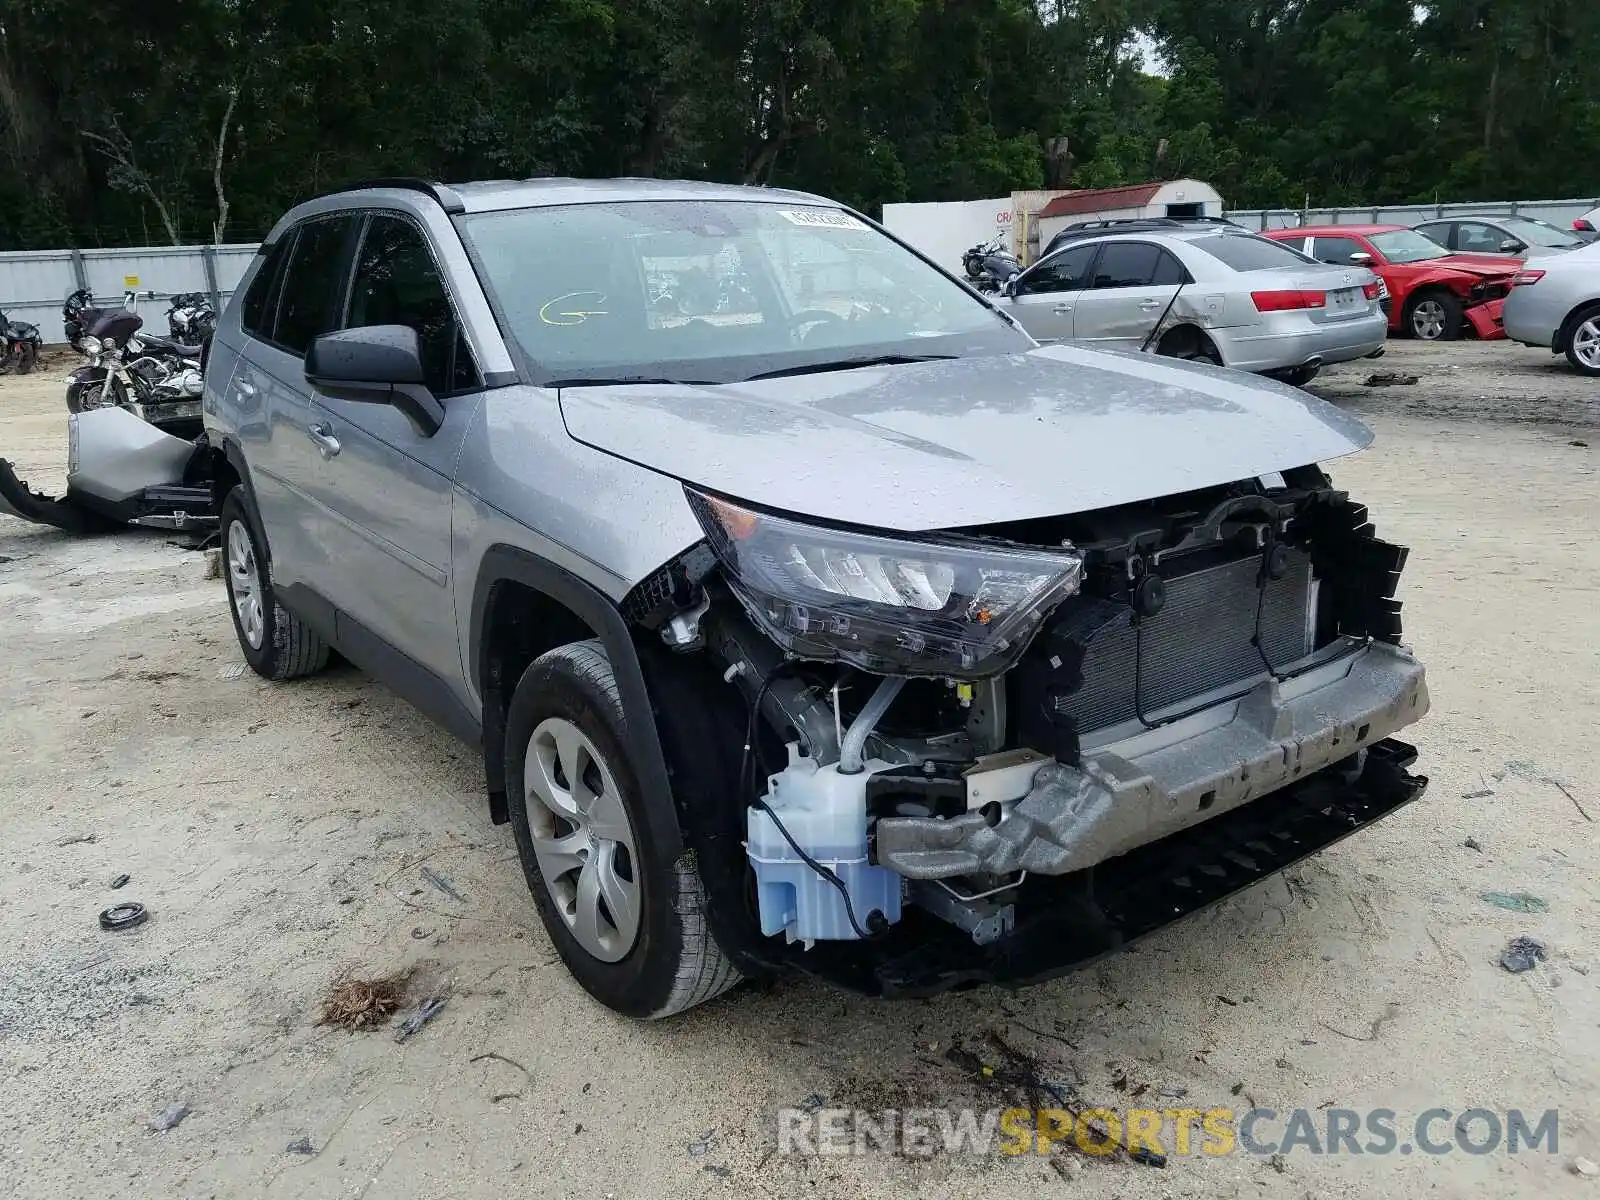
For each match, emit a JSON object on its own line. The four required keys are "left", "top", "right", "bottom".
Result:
{"left": 1499, "top": 217, "right": 1581, "bottom": 248}
{"left": 459, "top": 201, "right": 1027, "bottom": 385}
{"left": 1190, "top": 234, "right": 1318, "bottom": 271}
{"left": 1369, "top": 230, "right": 1449, "bottom": 264}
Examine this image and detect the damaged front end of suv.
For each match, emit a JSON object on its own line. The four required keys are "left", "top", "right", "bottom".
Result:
{"left": 625, "top": 464, "right": 1428, "bottom": 998}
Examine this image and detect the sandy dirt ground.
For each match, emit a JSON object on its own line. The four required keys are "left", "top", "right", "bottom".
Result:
{"left": 1, "top": 341, "right": 1597, "bottom": 1200}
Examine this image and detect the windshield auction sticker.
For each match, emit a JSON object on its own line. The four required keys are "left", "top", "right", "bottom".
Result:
{"left": 778, "top": 209, "right": 870, "bottom": 231}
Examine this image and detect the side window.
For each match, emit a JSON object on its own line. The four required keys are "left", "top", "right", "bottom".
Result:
{"left": 1091, "top": 242, "right": 1163, "bottom": 289}
{"left": 1311, "top": 236, "right": 1363, "bottom": 265}
{"left": 1457, "top": 222, "right": 1507, "bottom": 253}
{"left": 345, "top": 215, "right": 478, "bottom": 395}
{"left": 274, "top": 216, "right": 357, "bottom": 354}
{"left": 1016, "top": 244, "right": 1096, "bottom": 296}
{"left": 240, "top": 239, "right": 291, "bottom": 339}
{"left": 1151, "top": 249, "right": 1189, "bottom": 286}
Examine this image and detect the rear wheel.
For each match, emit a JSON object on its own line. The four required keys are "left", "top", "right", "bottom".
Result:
{"left": 1563, "top": 303, "right": 1600, "bottom": 376}
{"left": 1405, "top": 290, "right": 1462, "bottom": 340}
{"left": 505, "top": 639, "right": 740, "bottom": 1018}
{"left": 1155, "top": 326, "right": 1222, "bottom": 366}
{"left": 219, "top": 487, "right": 329, "bottom": 681}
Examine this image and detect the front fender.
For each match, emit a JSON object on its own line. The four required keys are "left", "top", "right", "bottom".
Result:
{"left": 69, "top": 364, "right": 107, "bottom": 386}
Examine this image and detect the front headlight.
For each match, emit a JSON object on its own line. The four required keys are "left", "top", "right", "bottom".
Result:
{"left": 688, "top": 490, "right": 1083, "bottom": 678}
{"left": 67, "top": 414, "right": 80, "bottom": 477}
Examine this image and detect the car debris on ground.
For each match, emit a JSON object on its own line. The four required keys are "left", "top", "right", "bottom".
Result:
{"left": 147, "top": 1102, "right": 190, "bottom": 1132}
{"left": 1499, "top": 936, "right": 1547, "bottom": 974}
{"left": 393, "top": 995, "right": 449, "bottom": 1043}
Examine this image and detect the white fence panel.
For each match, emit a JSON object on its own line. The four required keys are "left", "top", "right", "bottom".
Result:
{"left": 0, "top": 242, "right": 260, "bottom": 340}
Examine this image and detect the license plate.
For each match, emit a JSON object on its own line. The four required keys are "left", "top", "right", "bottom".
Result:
{"left": 1330, "top": 287, "right": 1361, "bottom": 308}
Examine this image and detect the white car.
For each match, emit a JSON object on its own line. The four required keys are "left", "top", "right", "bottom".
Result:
{"left": 996, "top": 229, "right": 1388, "bottom": 386}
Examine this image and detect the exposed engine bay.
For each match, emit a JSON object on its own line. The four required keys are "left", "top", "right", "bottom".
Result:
{"left": 0, "top": 408, "right": 215, "bottom": 534}
{"left": 630, "top": 466, "right": 1430, "bottom": 994}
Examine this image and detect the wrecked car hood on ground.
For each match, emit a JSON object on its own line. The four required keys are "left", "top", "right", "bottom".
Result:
{"left": 557, "top": 344, "right": 1374, "bottom": 531}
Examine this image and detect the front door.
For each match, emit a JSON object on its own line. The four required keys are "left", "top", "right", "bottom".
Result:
{"left": 300, "top": 213, "right": 483, "bottom": 687}
{"left": 1069, "top": 241, "right": 1187, "bottom": 351}
{"left": 239, "top": 214, "right": 361, "bottom": 595}
{"left": 1001, "top": 243, "right": 1096, "bottom": 342}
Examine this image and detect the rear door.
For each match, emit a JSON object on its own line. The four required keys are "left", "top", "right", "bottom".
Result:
{"left": 300, "top": 212, "right": 483, "bottom": 683}
{"left": 1000, "top": 243, "right": 1096, "bottom": 342}
{"left": 1069, "top": 241, "right": 1187, "bottom": 351}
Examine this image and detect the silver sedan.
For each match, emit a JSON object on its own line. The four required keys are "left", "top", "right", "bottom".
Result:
{"left": 996, "top": 229, "right": 1388, "bottom": 385}
{"left": 1501, "top": 240, "right": 1600, "bottom": 374}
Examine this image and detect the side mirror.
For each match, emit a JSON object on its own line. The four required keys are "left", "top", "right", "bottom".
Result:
{"left": 306, "top": 325, "right": 442, "bottom": 436}
{"left": 1499, "top": 238, "right": 1524, "bottom": 254}
{"left": 1349, "top": 251, "right": 1373, "bottom": 265}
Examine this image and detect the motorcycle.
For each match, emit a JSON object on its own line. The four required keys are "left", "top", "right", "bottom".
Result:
{"left": 961, "top": 236, "right": 1021, "bottom": 293}
{"left": 66, "top": 294, "right": 206, "bottom": 438}
{"left": 0, "top": 307, "right": 42, "bottom": 374}
{"left": 165, "top": 291, "right": 216, "bottom": 344}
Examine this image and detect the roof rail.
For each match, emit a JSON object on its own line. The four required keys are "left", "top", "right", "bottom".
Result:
{"left": 314, "top": 177, "right": 465, "bottom": 214}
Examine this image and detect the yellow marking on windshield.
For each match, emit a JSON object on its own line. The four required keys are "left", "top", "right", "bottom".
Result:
{"left": 539, "top": 291, "right": 610, "bottom": 326}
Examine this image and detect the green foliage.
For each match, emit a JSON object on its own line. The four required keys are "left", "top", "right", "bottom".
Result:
{"left": 1, "top": 0, "right": 1597, "bottom": 249}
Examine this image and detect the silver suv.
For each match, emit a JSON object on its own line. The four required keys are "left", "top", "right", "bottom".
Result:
{"left": 205, "top": 178, "right": 1430, "bottom": 1018}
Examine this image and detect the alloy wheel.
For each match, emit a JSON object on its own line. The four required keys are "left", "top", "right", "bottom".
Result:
{"left": 1572, "top": 318, "right": 1600, "bottom": 369}
{"left": 1411, "top": 299, "right": 1447, "bottom": 340}
{"left": 523, "top": 716, "right": 641, "bottom": 962}
{"left": 226, "top": 519, "right": 265, "bottom": 650}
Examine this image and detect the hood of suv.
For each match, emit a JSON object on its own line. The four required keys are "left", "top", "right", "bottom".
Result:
{"left": 557, "top": 345, "right": 1373, "bottom": 531}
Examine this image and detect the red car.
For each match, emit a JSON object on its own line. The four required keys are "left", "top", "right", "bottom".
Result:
{"left": 1262, "top": 225, "right": 1518, "bottom": 341}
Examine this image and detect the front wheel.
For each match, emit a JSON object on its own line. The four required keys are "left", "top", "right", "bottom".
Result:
{"left": 1563, "top": 303, "right": 1600, "bottom": 376}
{"left": 65, "top": 379, "right": 106, "bottom": 413}
{"left": 505, "top": 639, "right": 740, "bottom": 1018}
{"left": 15, "top": 342, "right": 37, "bottom": 374}
{"left": 1405, "top": 290, "right": 1463, "bottom": 341}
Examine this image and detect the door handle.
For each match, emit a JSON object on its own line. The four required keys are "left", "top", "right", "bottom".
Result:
{"left": 306, "top": 422, "right": 341, "bottom": 459}
{"left": 1051, "top": 304, "right": 1074, "bottom": 315}
{"left": 1139, "top": 300, "right": 1164, "bottom": 310}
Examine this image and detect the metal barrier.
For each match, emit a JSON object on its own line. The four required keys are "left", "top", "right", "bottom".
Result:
{"left": 1226, "top": 198, "right": 1600, "bottom": 232}
{"left": 0, "top": 243, "right": 259, "bottom": 338}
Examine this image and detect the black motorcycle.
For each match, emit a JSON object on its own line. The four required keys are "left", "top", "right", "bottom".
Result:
{"left": 961, "top": 236, "right": 1021, "bottom": 293}
{"left": 0, "top": 307, "right": 42, "bottom": 374}
{"left": 67, "top": 297, "right": 206, "bottom": 437}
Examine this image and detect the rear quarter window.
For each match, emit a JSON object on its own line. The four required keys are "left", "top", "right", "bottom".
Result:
{"left": 1194, "top": 235, "right": 1319, "bottom": 271}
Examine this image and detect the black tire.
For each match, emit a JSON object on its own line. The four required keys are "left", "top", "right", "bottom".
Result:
{"left": 16, "top": 343, "right": 36, "bottom": 374}
{"left": 1404, "top": 289, "right": 1463, "bottom": 341}
{"left": 219, "top": 486, "right": 329, "bottom": 681}
{"left": 1561, "top": 302, "right": 1600, "bottom": 376}
{"left": 66, "top": 380, "right": 99, "bottom": 413}
{"left": 505, "top": 639, "right": 740, "bottom": 1018}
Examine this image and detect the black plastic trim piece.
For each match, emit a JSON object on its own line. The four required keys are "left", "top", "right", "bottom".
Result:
{"left": 276, "top": 582, "right": 482, "bottom": 746}
{"left": 469, "top": 546, "right": 684, "bottom": 859}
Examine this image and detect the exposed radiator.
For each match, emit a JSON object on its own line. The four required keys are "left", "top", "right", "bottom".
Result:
{"left": 1051, "top": 551, "right": 1314, "bottom": 735}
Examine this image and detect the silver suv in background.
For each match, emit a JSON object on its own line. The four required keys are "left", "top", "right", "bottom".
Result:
{"left": 204, "top": 178, "right": 1429, "bottom": 1018}
{"left": 996, "top": 229, "right": 1388, "bottom": 386}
